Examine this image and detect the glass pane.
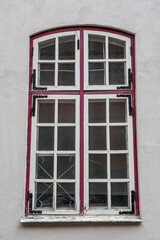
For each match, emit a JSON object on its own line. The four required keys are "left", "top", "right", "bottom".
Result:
{"left": 89, "top": 62, "right": 105, "bottom": 85}
{"left": 38, "top": 127, "right": 54, "bottom": 151}
{"left": 36, "top": 155, "right": 54, "bottom": 179}
{"left": 58, "top": 100, "right": 75, "bottom": 123}
{"left": 89, "top": 183, "right": 107, "bottom": 207}
{"left": 57, "top": 183, "right": 75, "bottom": 209}
{"left": 38, "top": 63, "right": 55, "bottom": 86}
{"left": 58, "top": 63, "right": 75, "bottom": 86}
{"left": 109, "top": 62, "right": 125, "bottom": 85}
{"left": 109, "top": 100, "right": 126, "bottom": 123}
{"left": 38, "top": 101, "right": 55, "bottom": 123}
{"left": 58, "top": 127, "right": 75, "bottom": 151}
{"left": 89, "top": 154, "right": 107, "bottom": 179}
{"left": 89, "top": 100, "right": 106, "bottom": 123}
{"left": 109, "top": 38, "right": 125, "bottom": 59}
{"left": 89, "top": 127, "right": 106, "bottom": 150}
{"left": 59, "top": 35, "right": 75, "bottom": 60}
{"left": 35, "top": 183, "right": 53, "bottom": 208}
{"left": 111, "top": 154, "right": 128, "bottom": 179}
{"left": 110, "top": 126, "right": 127, "bottom": 150}
{"left": 57, "top": 155, "right": 75, "bottom": 179}
{"left": 39, "top": 39, "right": 55, "bottom": 60}
{"left": 89, "top": 35, "right": 105, "bottom": 59}
{"left": 111, "top": 183, "right": 128, "bottom": 207}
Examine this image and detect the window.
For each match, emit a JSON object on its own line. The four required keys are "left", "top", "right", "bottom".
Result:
{"left": 25, "top": 27, "right": 139, "bottom": 218}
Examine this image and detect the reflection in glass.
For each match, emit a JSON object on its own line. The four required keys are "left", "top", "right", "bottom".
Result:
{"left": 58, "top": 63, "right": 75, "bottom": 86}
{"left": 57, "top": 183, "right": 75, "bottom": 209}
{"left": 111, "top": 183, "right": 128, "bottom": 207}
{"left": 109, "top": 100, "right": 126, "bottom": 123}
{"left": 36, "top": 155, "right": 54, "bottom": 179}
{"left": 89, "top": 154, "right": 107, "bottom": 179}
{"left": 57, "top": 155, "right": 75, "bottom": 179}
{"left": 89, "top": 62, "right": 105, "bottom": 85}
{"left": 109, "top": 62, "right": 125, "bottom": 85}
{"left": 58, "top": 127, "right": 75, "bottom": 151}
{"left": 59, "top": 35, "right": 75, "bottom": 60}
{"left": 89, "top": 100, "right": 106, "bottom": 123}
{"left": 89, "top": 127, "right": 106, "bottom": 150}
{"left": 58, "top": 100, "right": 75, "bottom": 123}
{"left": 89, "top": 183, "right": 107, "bottom": 207}
{"left": 89, "top": 35, "right": 105, "bottom": 59}
{"left": 38, "top": 63, "right": 55, "bottom": 86}
{"left": 35, "top": 183, "right": 53, "bottom": 208}
{"left": 39, "top": 39, "right": 55, "bottom": 60}
{"left": 38, "top": 101, "right": 55, "bottom": 123}
{"left": 38, "top": 127, "right": 54, "bottom": 151}
{"left": 111, "top": 154, "right": 128, "bottom": 179}
{"left": 109, "top": 38, "right": 125, "bottom": 59}
{"left": 110, "top": 126, "right": 127, "bottom": 150}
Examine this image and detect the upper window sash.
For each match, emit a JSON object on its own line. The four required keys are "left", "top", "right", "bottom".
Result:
{"left": 84, "top": 30, "right": 132, "bottom": 90}
{"left": 32, "top": 31, "right": 80, "bottom": 91}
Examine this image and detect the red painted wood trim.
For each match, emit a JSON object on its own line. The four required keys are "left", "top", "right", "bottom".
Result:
{"left": 29, "top": 90, "right": 80, "bottom": 95}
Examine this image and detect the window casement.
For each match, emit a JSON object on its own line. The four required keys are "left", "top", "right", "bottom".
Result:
{"left": 25, "top": 27, "right": 139, "bottom": 219}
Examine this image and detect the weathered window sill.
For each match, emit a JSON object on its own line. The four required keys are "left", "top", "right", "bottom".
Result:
{"left": 20, "top": 215, "right": 142, "bottom": 223}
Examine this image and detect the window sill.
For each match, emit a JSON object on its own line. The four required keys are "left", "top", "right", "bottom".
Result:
{"left": 20, "top": 215, "right": 142, "bottom": 223}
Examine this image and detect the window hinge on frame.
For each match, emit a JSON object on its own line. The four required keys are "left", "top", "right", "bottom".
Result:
{"left": 119, "top": 190, "right": 136, "bottom": 215}
{"left": 77, "top": 39, "right": 80, "bottom": 50}
{"left": 30, "top": 95, "right": 48, "bottom": 117}
{"left": 117, "top": 68, "right": 133, "bottom": 90}
{"left": 28, "top": 191, "right": 42, "bottom": 214}
{"left": 31, "top": 69, "right": 47, "bottom": 91}
{"left": 117, "top": 94, "right": 133, "bottom": 116}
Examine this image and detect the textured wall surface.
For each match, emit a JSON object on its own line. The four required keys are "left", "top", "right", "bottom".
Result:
{"left": 1, "top": 0, "right": 160, "bottom": 239}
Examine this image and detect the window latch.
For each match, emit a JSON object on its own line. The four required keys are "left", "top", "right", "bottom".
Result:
{"left": 31, "top": 95, "right": 48, "bottom": 117}
{"left": 28, "top": 191, "right": 42, "bottom": 214}
{"left": 117, "top": 94, "right": 133, "bottom": 116}
{"left": 31, "top": 69, "right": 47, "bottom": 91}
{"left": 119, "top": 190, "right": 136, "bottom": 215}
{"left": 117, "top": 68, "right": 132, "bottom": 90}
{"left": 77, "top": 39, "right": 80, "bottom": 50}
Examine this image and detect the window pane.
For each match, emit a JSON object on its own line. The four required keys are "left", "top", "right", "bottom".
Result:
{"left": 111, "top": 154, "right": 128, "bottom": 179}
{"left": 58, "top": 127, "right": 75, "bottom": 151}
{"left": 89, "top": 126, "right": 106, "bottom": 150}
{"left": 111, "top": 183, "right": 128, "bottom": 207}
{"left": 57, "top": 155, "right": 75, "bottom": 179}
{"left": 38, "top": 101, "right": 55, "bottom": 123}
{"left": 109, "top": 62, "right": 125, "bottom": 85}
{"left": 58, "top": 100, "right": 75, "bottom": 123}
{"left": 35, "top": 183, "right": 53, "bottom": 208}
{"left": 109, "top": 100, "right": 126, "bottom": 123}
{"left": 109, "top": 38, "right": 125, "bottom": 59}
{"left": 59, "top": 35, "right": 75, "bottom": 60}
{"left": 89, "top": 35, "right": 105, "bottom": 59}
{"left": 89, "top": 154, "right": 107, "bottom": 179}
{"left": 110, "top": 126, "right": 127, "bottom": 150}
{"left": 36, "top": 155, "right": 54, "bottom": 179}
{"left": 39, "top": 39, "right": 55, "bottom": 60}
{"left": 58, "top": 63, "right": 75, "bottom": 86}
{"left": 89, "top": 183, "right": 107, "bottom": 207}
{"left": 57, "top": 183, "right": 75, "bottom": 209}
{"left": 38, "top": 127, "right": 54, "bottom": 151}
{"left": 89, "top": 100, "right": 106, "bottom": 123}
{"left": 38, "top": 63, "right": 55, "bottom": 86}
{"left": 89, "top": 62, "right": 105, "bottom": 85}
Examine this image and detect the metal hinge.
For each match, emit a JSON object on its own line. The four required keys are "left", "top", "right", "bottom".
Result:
{"left": 117, "top": 94, "right": 133, "bottom": 116}
{"left": 77, "top": 39, "right": 80, "bottom": 50}
{"left": 31, "top": 69, "right": 47, "bottom": 90}
{"left": 119, "top": 190, "right": 136, "bottom": 215}
{"left": 117, "top": 68, "right": 132, "bottom": 90}
{"left": 28, "top": 191, "right": 42, "bottom": 214}
{"left": 30, "top": 95, "right": 48, "bottom": 117}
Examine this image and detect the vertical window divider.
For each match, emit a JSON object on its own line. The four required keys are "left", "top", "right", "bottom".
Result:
{"left": 54, "top": 98, "right": 58, "bottom": 210}
{"left": 55, "top": 37, "right": 58, "bottom": 87}
{"left": 106, "top": 35, "right": 109, "bottom": 87}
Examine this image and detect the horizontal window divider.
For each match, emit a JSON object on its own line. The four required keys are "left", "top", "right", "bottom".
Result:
{"left": 109, "top": 150, "right": 129, "bottom": 154}
{"left": 56, "top": 123, "right": 76, "bottom": 127}
{"left": 83, "top": 90, "right": 134, "bottom": 95}
{"left": 57, "top": 60, "right": 76, "bottom": 63}
{"left": 30, "top": 91, "right": 80, "bottom": 95}
{"left": 88, "top": 59, "right": 106, "bottom": 62}
{"left": 38, "top": 60, "right": 56, "bottom": 63}
{"left": 34, "top": 179, "right": 54, "bottom": 183}
{"left": 35, "top": 151, "right": 55, "bottom": 154}
{"left": 56, "top": 179, "right": 76, "bottom": 183}
{"left": 88, "top": 150, "right": 129, "bottom": 154}
{"left": 56, "top": 151, "right": 76, "bottom": 154}
{"left": 110, "top": 179, "right": 130, "bottom": 182}
{"left": 88, "top": 179, "right": 108, "bottom": 182}
{"left": 109, "top": 123, "right": 128, "bottom": 126}
{"left": 34, "top": 179, "right": 76, "bottom": 183}
{"left": 108, "top": 59, "right": 127, "bottom": 62}
{"left": 36, "top": 123, "right": 55, "bottom": 127}
{"left": 88, "top": 123, "right": 107, "bottom": 126}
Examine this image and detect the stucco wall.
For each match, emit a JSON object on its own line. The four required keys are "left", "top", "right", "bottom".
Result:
{"left": 1, "top": 0, "right": 160, "bottom": 239}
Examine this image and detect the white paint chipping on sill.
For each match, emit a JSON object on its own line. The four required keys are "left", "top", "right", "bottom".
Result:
{"left": 20, "top": 215, "right": 142, "bottom": 223}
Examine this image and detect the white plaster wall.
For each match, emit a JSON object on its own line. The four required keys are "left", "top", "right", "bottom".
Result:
{"left": 0, "top": 0, "right": 160, "bottom": 239}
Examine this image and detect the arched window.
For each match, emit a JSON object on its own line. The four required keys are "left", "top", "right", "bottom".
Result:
{"left": 25, "top": 27, "right": 139, "bottom": 219}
